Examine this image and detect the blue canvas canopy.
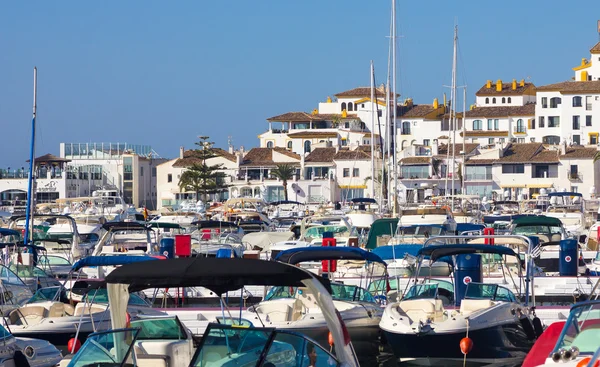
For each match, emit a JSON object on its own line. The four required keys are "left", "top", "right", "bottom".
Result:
{"left": 274, "top": 246, "right": 386, "bottom": 266}
{"left": 456, "top": 223, "right": 485, "bottom": 233}
{"left": 71, "top": 255, "right": 163, "bottom": 272}
{"left": 0, "top": 228, "right": 20, "bottom": 237}
{"left": 417, "top": 244, "right": 519, "bottom": 262}
{"left": 371, "top": 245, "right": 423, "bottom": 260}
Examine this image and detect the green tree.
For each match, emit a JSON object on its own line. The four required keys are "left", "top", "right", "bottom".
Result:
{"left": 178, "top": 136, "right": 229, "bottom": 203}
{"left": 270, "top": 164, "right": 296, "bottom": 201}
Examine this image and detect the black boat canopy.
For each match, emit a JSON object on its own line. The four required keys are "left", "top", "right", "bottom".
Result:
{"left": 275, "top": 246, "right": 387, "bottom": 266}
{"left": 102, "top": 221, "right": 147, "bottom": 231}
{"left": 190, "top": 220, "right": 241, "bottom": 229}
{"left": 417, "top": 244, "right": 519, "bottom": 262}
{"left": 105, "top": 257, "right": 332, "bottom": 295}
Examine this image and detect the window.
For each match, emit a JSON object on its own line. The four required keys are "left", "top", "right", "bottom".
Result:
{"left": 501, "top": 97, "right": 505, "bottom": 103}
{"left": 487, "top": 119, "right": 493, "bottom": 130}
{"left": 548, "top": 116, "right": 560, "bottom": 127}
{"left": 466, "top": 166, "right": 492, "bottom": 181}
{"left": 543, "top": 135, "right": 560, "bottom": 145}
{"left": 484, "top": 97, "right": 489, "bottom": 104}
{"left": 591, "top": 134, "right": 598, "bottom": 145}
{"left": 352, "top": 168, "right": 359, "bottom": 177}
{"left": 488, "top": 138, "right": 494, "bottom": 145}
{"left": 550, "top": 97, "right": 561, "bottom": 108}
{"left": 344, "top": 122, "right": 350, "bottom": 128}
{"left": 473, "top": 120, "right": 482, "bottom": 130}
{"left": 304, "top": 140, "right": 311, "bottom": 153}
{"left": 539, "top": 116, "right": 545, "bottom": 128}
{"left": 494, "top": 119, "right": 499, "bottom": 130}
{"left": 492, "top": 97, "right": 496, "bottom": 104}
{"left": 343, "top": 168, "right": 350, "bottom": 177}
{"left": 341, "top": 139, "right": 348, "bottom": 146}
{"left": 586, "top": 115, "right": 592, "bottom": 126}
{"left": 530, "top": 138, "right": 535, "bottom": 142}
{"left": 287, "top": 141, "right": 292, "bottom": 149}
{"left": 508, "top": 97, "right": 512, "bottom": 103}
{"left": 401, "top": 121, "right": 411, "bottom": 135}
{"left": 586, "top": 96, "right": 592, "bottom": 110}
{"left": 517, "top": 138, "right": 525, "bottom": 143}
{"left": 423, "top": 139, "right": 430, "bottom": 146}
{"left": 516, "top": 119, "right": 525, "bottom": 133}
{"left": 499, "top": 138, "right": 505, "bottom": 143}
{"left": 502, "top": 164, "right": 525, "bottom": 174}
{"left": 573, "top": 116, "right": 580, "bottom": 130}
{"left": 573, "top": 96, "right": 582, "bottom": 107}
{"left": 266, "top": 141, "right": 274, "bottom": 148}
{"left": 348, "top": 102, "right": 354, "bottom": 111}
{"left": 541, "top": 97, "right": 548, "bottom": 108}
{"left": 530, "top": 118, "right": 536, "bottom": 129}
{"left": 571, "top": 165, "right": 578, "bottom": 179}
{"left": 140, "top": 167, "right": 144, "bottom": 177}
{"left": 341, "top": 102, "right": 347, "bottom": 111}
{"left": 152, "top": 167, "right": 156, "bottom": 177}
{"left": 573, "top": 135, "right": 581, "bottom": 145}
{"left": 400, "top": 165, "right": 429, "bottom": 179}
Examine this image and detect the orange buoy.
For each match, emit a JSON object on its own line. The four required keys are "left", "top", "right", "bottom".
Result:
{"left": 67, "top": 338, "right": 81, "bottom": 354}
{"left": 577, "top": 358, "right": 600, "bottom": 367}
{"left": 126, "top": 312, "right": 131, "bottom": 328}
{"left": 460, "top": 337, "right": 473, "bottom": 355}
{"left": 328, "top": 331, "right": 334, "bottom": 346}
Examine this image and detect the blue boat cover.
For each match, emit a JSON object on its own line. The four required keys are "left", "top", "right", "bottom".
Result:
{"left": 456, "top": 223, "right": 485, "bottom": 233}
{"left": 0, "top": 228, "right": 20, "bottom": 237}
{"left": 274, "top": 246, "right": 386, "bottom": 265}
{"left": 417, "top": 244, "right": 518, "bottom": 262}
{"left": 371, "top": 245, "right": 423, "bottom": 260}
{"left": 71, "top": 255, "right": 163, "bottom": 272}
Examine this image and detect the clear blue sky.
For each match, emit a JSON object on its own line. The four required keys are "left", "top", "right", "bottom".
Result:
{"left": 2, "top": 0, "right": 600, "bottom": 167}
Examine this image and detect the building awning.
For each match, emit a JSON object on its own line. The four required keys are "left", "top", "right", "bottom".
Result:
{"left": 500, "top": 184, "right": 526, "bottom": 188}
{"left": 339, "top": 185, "right": 367, "bottom": 189}
{"left": 526, "top": 184, "right": 553, "bottom": 189}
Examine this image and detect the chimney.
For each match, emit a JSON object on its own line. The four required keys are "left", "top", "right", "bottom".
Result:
{"left": 443, "top": 93, "right": 447, "bottom": 107}
{"left": 228, "top": 144, "right": 234, "bottom": 154}
{"left": 561, "top": 140, "right": 567, "bottom": 155}
{"left": 486, "top": 80, "right": 492, "bottom": 89}
{"left": 433, "top": 98, "right": 439, "bottom": 109}
{"left": 496, "top": 79, "right": 502, "bottom": 92}
{"left": 512, "top": 79, "right": 517, "bottom": 90}
{"left": 519, "top": 79, "right": 525, "bottom": 87}
{"left": 335, "top": 143, "right": 340, "bottom": 153}
{"left": 431, "top": 142, "right": 439, "bottom": 156}
{"left": 179, "top": 146, "right": 184, "bottom": 159}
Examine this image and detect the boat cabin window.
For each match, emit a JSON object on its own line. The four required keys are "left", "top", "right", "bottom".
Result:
{"left": 464, "top": 283, "right": 516, "bottom": 302}
{"left": 83, "top": 289, "right": 150, "bottom": 307}
{"left": 304, "top": 225, "right": 348, "bottom": 239}
{"left": 554, "top": 302, "right": 600, "bottom": 354}
{"left": 130, "top": 317, "right": 187, "bottom": 340}
{"left": 266, "top": 284, "right": 376, "bottom": 303}
{"left": 404, "top": 283, "right": 439, "bottom": 300}
{"left": 27, "top": 286, "right": 65, "bottom": 304}
{"left": 9, "top": 264, "right": 50, "bottom": 279}
{"left": 0, "top": 265, "right": 27, "bottom": 287}
{"left": 513, "top": 225, "right": 562, "bottom": 236}
{"left": 38, "top": 255, "right": 72, "bottom": 267}
{"left": 397, "top": 225, "right": 443, "bottom": 237}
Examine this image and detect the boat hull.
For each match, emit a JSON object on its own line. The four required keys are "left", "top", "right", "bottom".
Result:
{"left": 383, "top": 323, "right": 534, "bottom": 366}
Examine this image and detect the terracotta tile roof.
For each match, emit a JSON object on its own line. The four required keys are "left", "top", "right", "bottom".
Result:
{"left": 31, "top": 153, "right": 71, "bottom": 163}
{"left": 172, "top": 148, "right": 236, "bottom": 167}
{"left": 496, "top": 143, "right": 543, "bottom": 163}
{"left": 536, "top": 80, "right": 600, "bottom": 93}
{"left": 334, "top": 86, "right": 398, "bottom": 98}
{"left": 529, "top": 150, "right": 560, "bottom": 163}
{"left": 267, "top": 112, "right": 315, "bottom": 122}
{"left": 475, "top": 82, "right": 535, "bottom": 96}
{"left": 240, "top": 148, "right": 300, "bottom": 167}
{"left": 400, "top": 157, "right": 431, "bottom": 165}
{"left": 333, "top": 146, "right": 372, "bottom": 160}
{"left": 313, "top": 113, "right": 359, "bottom": 120}
{"left": 465, "top": 159, "right": 496, "bottom": 165}
{"left": 461, "top": 130, "right": 509, "bottom": 137}
{"left": 287, "top": 131, "right": 338, "bottom": 139}
{"left": 465, "top": 103, "right": 535, "bottom": 118}
{"left": 562, "top": 146, "right": 599, "bottom": 159}
{"left": 400, "top": 104, "right": 437, "bottom": 118}
{"left": 591, "top": 41, "right": 600, "bottom": 54}
{"left": 437, "top": 143, "right": 479, "bottom": 156}
{"left": 305, "top": 148, "right": 336, "bottom": 163}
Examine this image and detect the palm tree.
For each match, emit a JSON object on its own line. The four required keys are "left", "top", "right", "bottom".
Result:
{"left": 594, "top": 151, "right": 600, "bottom": 163}
{"left": 270, "top": 164, "right": 296, "bottom": 201}
{"left": 178, "top": 164, "right": 204, "bottom": 201}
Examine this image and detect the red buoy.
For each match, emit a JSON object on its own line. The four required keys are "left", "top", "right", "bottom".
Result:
{"left": 126, "top": 312, "right": 131, "bottom": 328}
{"left": 328, "top": 332, "right": 334, "bottom": 346}
{"left": 460, "top": 337, "right": 473, "bottom": 355}
{"left": 67, "top": 338, "right": 81, "bottom": 354}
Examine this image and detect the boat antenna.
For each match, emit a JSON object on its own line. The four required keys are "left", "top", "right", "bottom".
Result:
{"left": 24, "top": 67, "right": 37, "bottom": 249}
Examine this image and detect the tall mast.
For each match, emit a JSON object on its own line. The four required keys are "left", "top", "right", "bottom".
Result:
{"left": 370, "top": 60, "right": 376, "bottom": 200}
{"left": 462, "top": 85, "right": 467, "bottom": 195}
{"left": 24, "top": 67, "right": 37, "bottom": 247}
{"left": 450, "top": 25, "right": 458, "bottom": 211}
{"left": 392, "top": 0, "right": 398, "bottom": 215}
{"left": 385, "top": 2, "right": 393, "bottom": 210}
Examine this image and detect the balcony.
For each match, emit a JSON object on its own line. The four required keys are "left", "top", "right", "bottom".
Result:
{"left": 568, "top": 172, "right": 583, "bottom": 181}
{"left": 465, "top": 173, "right": 493, "bottom": 181}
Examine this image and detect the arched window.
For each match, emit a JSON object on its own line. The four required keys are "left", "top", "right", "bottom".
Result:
{"left": 287, "top": 141, "right": 292, "bottom": 149}
{"left": 348, "top": 102, "right": 354, "bottom": 111}
{"left": 304, "top": 140, "right": 311, "bottom": 153}
{"left": 507, "top": 97, "right": 512, "bottom": 103}
{"left": 401, "top": 121, "right": 411, "bottom": 135}
{"left": 485, "top": 98, "right": 489, "bottom": 104}
{"left": 341, "top": 102, "right": 347, "bottom": 111}
{"left": 516, "top": 119, "right": 525, "bottom": 133}
{"left": 401, "top": 140, "right": 408, "bottom": 150}
{"left": 502, "top": 97, "right": 506, "bottom": 103}
{"left": 550, "top": 97, "right": 561, "bottom": 108}
{"left": 573, "top": 96, "right": 582, "bottom": 107}
{"left": 492, "top": 98, "right": 496, "bottom": 104}
{"left": 473, "top": 120, "right": 482, "bottom": 130}
{"left": 266, "top": 141, "right": 273, "bottom": 148}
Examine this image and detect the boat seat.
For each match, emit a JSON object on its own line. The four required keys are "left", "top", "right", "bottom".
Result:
{"left": 64, "top": 304, "right": 75, "bottom": 316}
{"left": 201, "top": 345, "right": 230, "bottom": 361}
{"left": 460, "top": 299, "right": 493, "bottom": 316}
{"left": 535, "top": 234, "right": 550, "bottom": 244}
{"left": 48, "top": 302, "right": 66, "bottom": 317}
{"left": 297, "top": 287, "right": 319, "bottom": 309}
{"left": 135, "top": 350, "right": 170, "bottom": 367}
{"left": 289, "top": 298, "right": 305, "bottom": 322}
{"left": 550, "top": 234, "right": 562, "bottom": 242}
{"left": 73, "top": 303, "right": 107, "bottom": 316}
{"left": 9, "top": 306, "right": 47, "bottom": 325}
{"left": 398, "top": 300, "right": 441, "bottom": 322}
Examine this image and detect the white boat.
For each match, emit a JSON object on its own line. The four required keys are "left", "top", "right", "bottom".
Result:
{"left": 545, "top": 192, "right": 586, "bottom": 237}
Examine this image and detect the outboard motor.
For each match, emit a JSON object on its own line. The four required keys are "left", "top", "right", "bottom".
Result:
{"left": 559, "top": 239, "right": 578, "bottom": 276}
{"left": 454, "top": 254, "right": 482, "bottom": 306}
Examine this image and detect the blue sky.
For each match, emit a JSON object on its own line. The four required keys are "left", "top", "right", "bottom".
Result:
{"left": 2, "top": 0, "right": 600, "bottom": 167}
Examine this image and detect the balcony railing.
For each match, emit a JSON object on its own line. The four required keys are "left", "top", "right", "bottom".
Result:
{"left": 568, "top": 172, "right": 583, "bottom": 181}
{"left": 400, "top": 129, "right": 411, "bottom": 135}
{"left": 465, "top": 173, "right": 493, "bottom": 181}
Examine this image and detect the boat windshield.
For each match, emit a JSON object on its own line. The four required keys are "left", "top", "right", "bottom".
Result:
{"left": 397, "top": 226, "right": 444, "bottom": 237}
{"left": 67, "top": 328, "right": 139, "bottom": 367}
{"left": 38, "top": 255, "right": 72, "bottom": 267}
{"left": 265, "top": 284, "right": 376, "bottom": 303}
{"left": 464, "top": 283, "right": 517, "bottom": 302}
{"left": 27, "top": 286, "right": 64, "bottom": 304}
{"left": 553, "top": 302, "right": 600, "bottom": 355}
{"left": 404, "top": 283, "right": 439, "bottom": 300}
{"left": 0, "top": 265, "right": 27, "bottom": 287}
{"left": 513, "top": 225, "right": 563, "bottom": 236}
{"left": 192, "top": 323, "right": 339, "bottom": 367}
{"left": 9, "top": 264, "right": 50, "bottom": 279}
{"left": 130, "top": 317, "right": 187, "bottom": 340}
{"left": 304, "top": 225, "right": 349, "bottom": 239}
{"left": 83, "top": 289, "right": 151, "bottom": 307}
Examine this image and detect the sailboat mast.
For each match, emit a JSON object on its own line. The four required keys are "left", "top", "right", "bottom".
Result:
{"left": 370, "top": 61, "right": 376, "bottom": 200}
{"left": 24, "top": 67, "right": 37, "bottom": 246}
{"left": 450, "top": 25, "right": 458, "bottom": 211}
{"left": 392, "top": 0, "right": 398, "bottom": 215}
{"left": 462, "top": 86, "right": 467, "bottom": 195}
